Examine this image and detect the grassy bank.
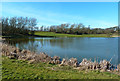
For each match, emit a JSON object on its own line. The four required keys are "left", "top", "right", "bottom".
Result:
{"left": 34, "top": 31, "right": 111, "bottom": 37}
{"left": 2, "top": 32, "right": 119, "bottom": 38}
{"left": 2, "top": 56, "right": 119, "bottom": 79}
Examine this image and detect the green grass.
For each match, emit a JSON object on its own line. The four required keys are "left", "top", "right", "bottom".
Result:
{"left": 2, "top": 56, "right": 119, "bottom": 79}
{"left": 34, "top": 31, "right": 110, "bottom": 37}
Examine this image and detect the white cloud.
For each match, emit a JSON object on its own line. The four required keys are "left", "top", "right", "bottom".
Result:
{"left": 2, "top": 3, "right": 117, "bottom": 28}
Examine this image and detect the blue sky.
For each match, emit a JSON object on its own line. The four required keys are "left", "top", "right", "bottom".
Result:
{"left": 2, "top": 2, "right": 118, "bottom": 28}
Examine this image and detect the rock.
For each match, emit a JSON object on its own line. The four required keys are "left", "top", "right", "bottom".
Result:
{"left": 79, "top": 58, "right": 89, "bottom": 66}
{"left": 99, "top": 60, "right": 111, "bottom": 71}
{"left": 92, "top": 62, "right": 100, "bottom": 70}
{"left": 46, "top": 57, "right": 60, "bottom": 64}
{"left": 73, "top": 62, "right": 78, "bottom": 67}
{"left": 50, "top": 60, "right": 54, "bottom": 64}
{"left": 69, "top": 58, "right": 77, "bottom": 64}
{"left": 18, "top": 55, "right": 27, "bottom": 60}
{"left": 52, "top": 59, "right": 61, "bottom": 64}
{"left": 53, "top": 56, "right": 60, "bottom": 60}
{"left": 8, "top": 52, "right": 18, "bottom": 59}
{"left": 79, "top": 58, "right": 93, "bottom": 69}
{"left": 78, "top": 58, "right": 102, "bottom": 71}
{"left": 69, "top": 58, "right": 78, "bottom": 67}
{"left": 59, "top": 58, "right": 78, "bottom": 67}
{"left": 51, "top": 56, "right": 61, "bottom": 64}
{"left": 59, "top": 58, "right": 68, "bottom": 66}
{"left": 21, "top": 49, "right": 27, "bottom": 54}
{"left": 55, "top": 60, "right": 61, "bottom": 64}
{"left": 2, "top": 43, "right": 56, "bottom": 64}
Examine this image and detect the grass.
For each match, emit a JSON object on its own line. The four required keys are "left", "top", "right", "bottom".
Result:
{"left": 2, "top": 56, "right": 120, "bottom": 79}
{"left": 33, "top": 31, "right": 110, "bottom": 37}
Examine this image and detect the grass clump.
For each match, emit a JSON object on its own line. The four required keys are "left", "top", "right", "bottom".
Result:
{"left": 2, "top": 56, "right": 119, "bottom": 79}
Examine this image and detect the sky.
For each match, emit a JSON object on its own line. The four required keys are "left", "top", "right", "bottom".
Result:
{"left": 2, "top": 2, "right": 118, "bottom": 28}
{"left": 1, "top": 0, "right": 119, "bottom": 2}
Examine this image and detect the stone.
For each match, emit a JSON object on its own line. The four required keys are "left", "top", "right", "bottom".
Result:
{"left": 55, "top": 60, "right": 61, "bottom": 64}
{"left": 92, "top": 62, "right": 100, "bottom": 70}
{"left": 59, "top": 58, "right": 67, "bottom": 66}
{"left": 69, "top": 58, "right": 78, "bottom": 67}
{"left": 59, "top": 58, "right": 79, "bottom": 67}
{"left": 69, "top": 58, "right": 77, "bottom": 63}
{"left": 73, "top": 62, "right": 78, "bottom": 67}
{"left": 18, "top": 55, "right": 27, "bottom": 60}
{"left": 53, "top": 56, "right": 60, "bottom": 60}
{"left": 79, "top": 58, "right": 93, "bottom": 69}
{"left": 8, "top": 52, "right": 18, "bottom": 59}
{"left": 50, "top": 56, "right": 61, "bottom": 64}
{"left": 99, "top": 60, "right": 111, "bottom": 71}
{"left": 50, "top": 60, "right": 54, "bottom": 64}
{"left": 21, "top": 49, "right": 27, "bottom": 54}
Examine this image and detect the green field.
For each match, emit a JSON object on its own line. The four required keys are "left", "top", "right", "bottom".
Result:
{"left": 33, "top": 31, "right": 111, "bottom": 37}
{"left": 2, "top": 56, "right": 119, "bottom": 79}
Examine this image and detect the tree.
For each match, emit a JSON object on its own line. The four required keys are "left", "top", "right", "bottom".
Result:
{"left": 2, "top": 17, "right": 37, "bottom": 36}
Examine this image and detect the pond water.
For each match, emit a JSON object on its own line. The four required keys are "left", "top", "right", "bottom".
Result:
{"left": 3, "top": 37, "right": 119, "bottom": 65}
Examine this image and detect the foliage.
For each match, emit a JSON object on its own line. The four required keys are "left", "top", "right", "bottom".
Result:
{"left": 1, "top": 16, "right": 119, "bottom": 37}
{"left": 43, "top": 24, "right": 118, "bottom": 35}
{"left": 2, "top": 17, "right": 37, "bottom": 36}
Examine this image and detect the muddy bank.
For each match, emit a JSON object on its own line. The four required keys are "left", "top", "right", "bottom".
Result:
{"left": 1, "top": 41, "right": 120, "bottom": 74}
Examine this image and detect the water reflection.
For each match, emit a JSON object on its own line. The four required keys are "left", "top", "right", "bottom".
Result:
{"left": 3, "top": 37, "right": 118, "bottom": 65}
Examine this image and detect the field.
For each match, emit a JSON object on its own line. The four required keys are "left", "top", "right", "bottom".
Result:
{"left": 33, "top": 31, "right": 111, "bottom": 37}
{"left": 2, "top": 56, "right": 119, "bottom": 79}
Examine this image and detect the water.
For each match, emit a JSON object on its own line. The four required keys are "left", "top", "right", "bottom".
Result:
{"left": 3, "top": 37, "right": 118, "bottom": 65}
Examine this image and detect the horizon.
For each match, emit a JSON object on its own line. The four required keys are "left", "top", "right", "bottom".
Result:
{"left": 2, "top": 2, "right": 118, "bottom": 28}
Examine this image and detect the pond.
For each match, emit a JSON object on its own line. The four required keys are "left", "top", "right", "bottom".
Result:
{"left": 3, "top": 37, "right": 119, "bottom": 65}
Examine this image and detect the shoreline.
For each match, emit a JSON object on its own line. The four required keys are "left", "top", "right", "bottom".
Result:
{"left": 2, "top": 33, "right": 119, "bottom": 38}
{"left": 2, "top": 56, "right": 119, "bottom": 79}
{"left": 1, "top": 42, "right": 120, "bottom": 73}
{"left": 1, "top": 39, "right": 120, "bottom": 79}
{"left": 2, "top": 35, "right": 119, "bottom": 39}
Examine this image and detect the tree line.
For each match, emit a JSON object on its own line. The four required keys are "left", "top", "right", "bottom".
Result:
{"left": 1, "top": 16, "right": 119, "bottom": 37}
{"left": 2, "top": 17, "right": 37, "bottom": 36}
{"left": 40, "top": 24, "right": 118, "bottom": 35}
